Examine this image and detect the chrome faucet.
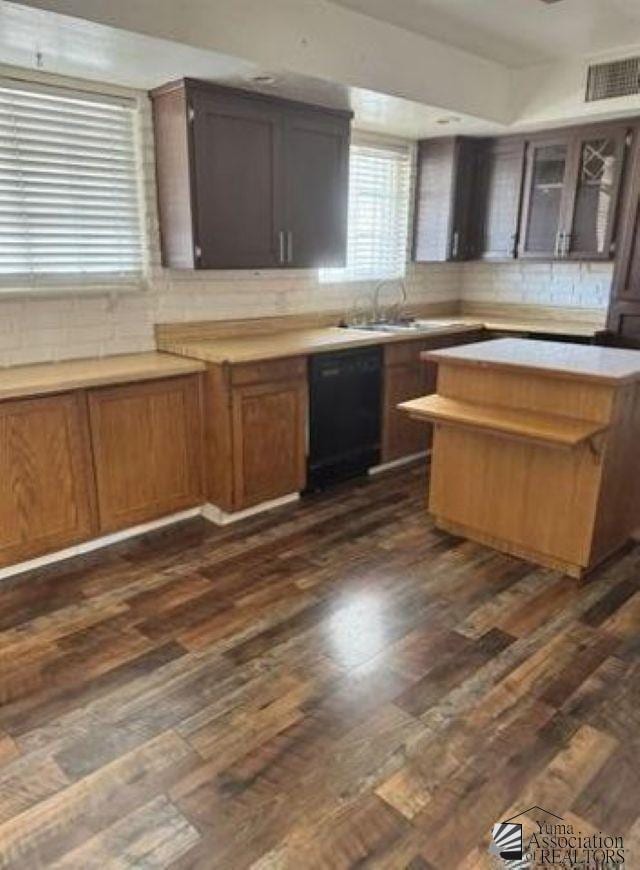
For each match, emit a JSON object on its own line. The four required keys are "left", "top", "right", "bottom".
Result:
{"left": 371, "top": 279, "right": 407, "bottom": 324}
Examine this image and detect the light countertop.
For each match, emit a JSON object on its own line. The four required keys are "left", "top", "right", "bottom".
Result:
{"left": 442, "top": 315, "right": 602, "bottom": 338}
{"left": 0, "top": 352, "right": 205, "bottom": 402}
{"left": 159, "top": 323, "right": 483, "bottom": 365}
{"left": 424, "top": 338, "right": 640, "bottom": 385}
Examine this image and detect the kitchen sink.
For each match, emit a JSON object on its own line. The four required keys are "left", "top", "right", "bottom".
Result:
{"left": 344, "top": 320, "right": 462, "bottom": 334}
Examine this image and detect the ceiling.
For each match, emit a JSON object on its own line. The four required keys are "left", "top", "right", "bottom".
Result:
{"left": 1, "top": 0, "right": 639, "bottom": 140}
{"left": 332, "top": 0, "right": 640, "bottom": 68}
{"left": 0, "top": 0, "right": 503, "bottom": 139}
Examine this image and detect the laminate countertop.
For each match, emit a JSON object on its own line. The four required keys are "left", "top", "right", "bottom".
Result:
{"left": 0, "top": 352, "right": 205, "bottom": 402}
{"left": 444, "top": 315, "right": 602, "bottom": 338}
{"left": 159, "top": 323, "right": 483, "bottom": 365}
{"left": 424, "top": 338, "right": 640, "bottom": 385}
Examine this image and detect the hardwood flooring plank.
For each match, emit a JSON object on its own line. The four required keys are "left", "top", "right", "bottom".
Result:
{"left": 49, "top": 795, "right": 200, "bottom": 869}
{"left": 0, "top": 465, "right": 636, "bottom": 868}
{"left": 0, "top": 731, "right": 197, "bottom": 869}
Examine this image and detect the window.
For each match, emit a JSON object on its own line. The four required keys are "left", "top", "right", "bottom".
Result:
{"left": 321, "top": 138, "right": 411, "bottom": 283}
{"left": 0, "top": 80, "right": 144, "bottom": 292}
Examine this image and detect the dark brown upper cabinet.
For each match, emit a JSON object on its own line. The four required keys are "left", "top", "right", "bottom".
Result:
{"left": 519, "top": 123, "right": 630, "bottom": 261}
{"left": 413, "top": 137, "right": 483, "bottom": 262}
{"left": 606, "top": 125, "right": 640, "bottom": 343}
{"left": 150, "top": 79, "right": 352, "bottom": 270}
{"left": 475, "top": 138, "right": 526, "bottom": 260}
{"left": 283, "top": 110, "right": 350, "bottom": 269}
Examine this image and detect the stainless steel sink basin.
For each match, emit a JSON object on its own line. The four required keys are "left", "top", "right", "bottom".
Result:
{"left": 345, "top": 320, "right": 461, "bottom": 334}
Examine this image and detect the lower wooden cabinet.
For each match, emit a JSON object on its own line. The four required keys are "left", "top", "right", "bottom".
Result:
{"left": 88, "top": 376, "right": 203, "bottom": 533}
{"left": 204, "top": 358, "right": 307, "bottom": 512}
{"left": 0, "top": 392, "right": 96, "bottom": 567}
{"left": 382, "top": 357, "right": 430, "bottom": 462}
{"left": 232, "top": 379, "right": 307, "bottom": 508}
{"left": 382, "top": 333, "right": 486, "bottom": 463}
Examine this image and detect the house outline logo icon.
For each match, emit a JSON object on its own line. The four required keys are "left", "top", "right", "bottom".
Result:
{"left": 490, "top": 806, "right": 564, "bottom": 866}
{"left": 491, "top": 820, "right": 524, "bottom": 861}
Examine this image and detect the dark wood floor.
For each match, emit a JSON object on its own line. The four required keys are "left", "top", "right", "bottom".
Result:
{"left": 0, "top": 463, "right": 638, "bottom": 869}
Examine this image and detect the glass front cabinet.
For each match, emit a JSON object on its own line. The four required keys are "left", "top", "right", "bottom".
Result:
{"left": 518, "top": 124, "right": 630, "bottom": 261}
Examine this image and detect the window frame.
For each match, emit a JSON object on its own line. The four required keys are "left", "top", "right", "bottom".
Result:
{"left": 0, "top": 75, "right": 147, "bottom": 298}
{"left": 320, "top": 132, "right": 413, "bottom": 285}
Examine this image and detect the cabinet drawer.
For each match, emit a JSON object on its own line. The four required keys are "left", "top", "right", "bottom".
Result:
{"left": 230, "top": 357, "right": 307, "bottom": 386}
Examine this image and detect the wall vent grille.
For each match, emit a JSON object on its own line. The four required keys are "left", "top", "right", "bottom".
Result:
{"left": 586, "top": 57, "right": 640, "bottom": 102}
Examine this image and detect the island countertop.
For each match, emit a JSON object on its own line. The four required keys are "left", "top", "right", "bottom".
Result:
{"left": 423, "top": 338, "right": 640, "bottom": 386}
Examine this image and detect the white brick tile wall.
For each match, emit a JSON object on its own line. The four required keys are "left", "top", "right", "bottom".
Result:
{"left": 461, "top": 261, "right": 614, "bottom": 311}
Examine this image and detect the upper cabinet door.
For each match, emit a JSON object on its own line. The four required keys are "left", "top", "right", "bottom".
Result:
{"left": 563, "top": 127, "right": 628, "bottom": 260}
{"left": 191, "top": 90, "right": 285, "bottom": 269}
{"left": 607, "top": 128, "right": 640, "bottom": 342}
{"left": 413, "top": 139, "right": 457, "bottom": 262}
{"left": 476, "top": 139, "right": 525, "bottom": 260}
{"left": 518, "top": 136, "right": 572, "bottom": 259}
{"left": 283, "top": 110, "right": 350, "bottom": 269}
{"left": 413, "top": 137, "right": 481, "bottom": 262}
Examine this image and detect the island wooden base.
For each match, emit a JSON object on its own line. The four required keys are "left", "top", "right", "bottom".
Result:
{"left": 435, "top": 516, "right": 604, "bottom": 580}
{"left": 401, "top": 339, "right": 640, "bottom": 580}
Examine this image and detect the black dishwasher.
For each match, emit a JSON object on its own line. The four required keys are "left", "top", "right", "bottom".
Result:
{"left": 307, "top": 346, "right": 382, "bottom": 490}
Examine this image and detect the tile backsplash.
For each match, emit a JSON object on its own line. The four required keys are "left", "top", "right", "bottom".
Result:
{"left": 460, "top": 261, "right": 614, "bottom": 310}
{"left": 0, "top": 258, "right": 614, "bottom": 368}
{"left": 0, "top": 263, "right": 461, "bottom": 368}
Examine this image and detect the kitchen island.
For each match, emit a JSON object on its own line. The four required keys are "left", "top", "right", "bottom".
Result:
{"left": 400, "top": 338, "right": 640, "bottom": 579}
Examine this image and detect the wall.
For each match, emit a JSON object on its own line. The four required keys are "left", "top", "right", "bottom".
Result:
{"left": 460, "top": 261, "right": 614, "bottom": 310}
{"left": 0, "top": 263, "right": 462, "bottom": 368}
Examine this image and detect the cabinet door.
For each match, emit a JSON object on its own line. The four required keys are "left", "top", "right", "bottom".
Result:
{"left": 232, "top": 379, "right": 307, "bottom": 510}
{"left": 564, "top": 127, "right": 628, "bottom": 260}
{"left": 0, "top": 393, "right": 95, "bottom": 567}
{"left": 413, "top": 137, "right": 481, "bottom": 262}
{"left": 88, "top": 376, "right": 203, "bottom": 533}
{"left": 607, "top": 128, "right": 640, "bottom": 342}
{"left": 283, "top": 110, "right": 350, "bottom": 268}
{"left": 382, "top": 362, "right": 429, "bottom": 462}
{"left": 413, "top": 139, "right": 457, "bottom": 262}
{"left": 191, "top": 90, "right": 284, "bottom": 269}
{"left": 519, "top": 137, "right": 572, "bottom": 258}
{"left": 477, "top": 139, "right": 525, "bottom": 260}
{"left": 452, "top": 138, "right": 483, "bottom": 260}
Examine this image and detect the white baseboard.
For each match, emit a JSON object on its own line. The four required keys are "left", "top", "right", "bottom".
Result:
{"left": 368, "top": 451, "right": 428, "bottom": 475}
{"left": 201, "top": 493, "right": 300, "bottom": 526}
{"left": 1, "top": 454, "right": 430, "bottom": 581}
{"left": 0, "top": 492, "right": 304, "bottom": 581}
{"left": 0, "top": 507, "right": 202, "bottom": 582}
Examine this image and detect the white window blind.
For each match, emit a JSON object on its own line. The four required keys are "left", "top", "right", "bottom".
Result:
{"left": 0, "top": 80, "right": 144, "bottom": 291}
{"left": 321, "top": 139, "right": 411, "bottom": 283}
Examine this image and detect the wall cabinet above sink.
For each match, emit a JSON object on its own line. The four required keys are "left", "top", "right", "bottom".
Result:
{"left": 150, "top": 79, "right": 352, "bottom": 270}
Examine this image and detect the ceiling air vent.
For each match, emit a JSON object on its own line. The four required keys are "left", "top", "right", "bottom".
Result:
{"left": 586, "top": 57, "right": 640, "bottom": 102}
